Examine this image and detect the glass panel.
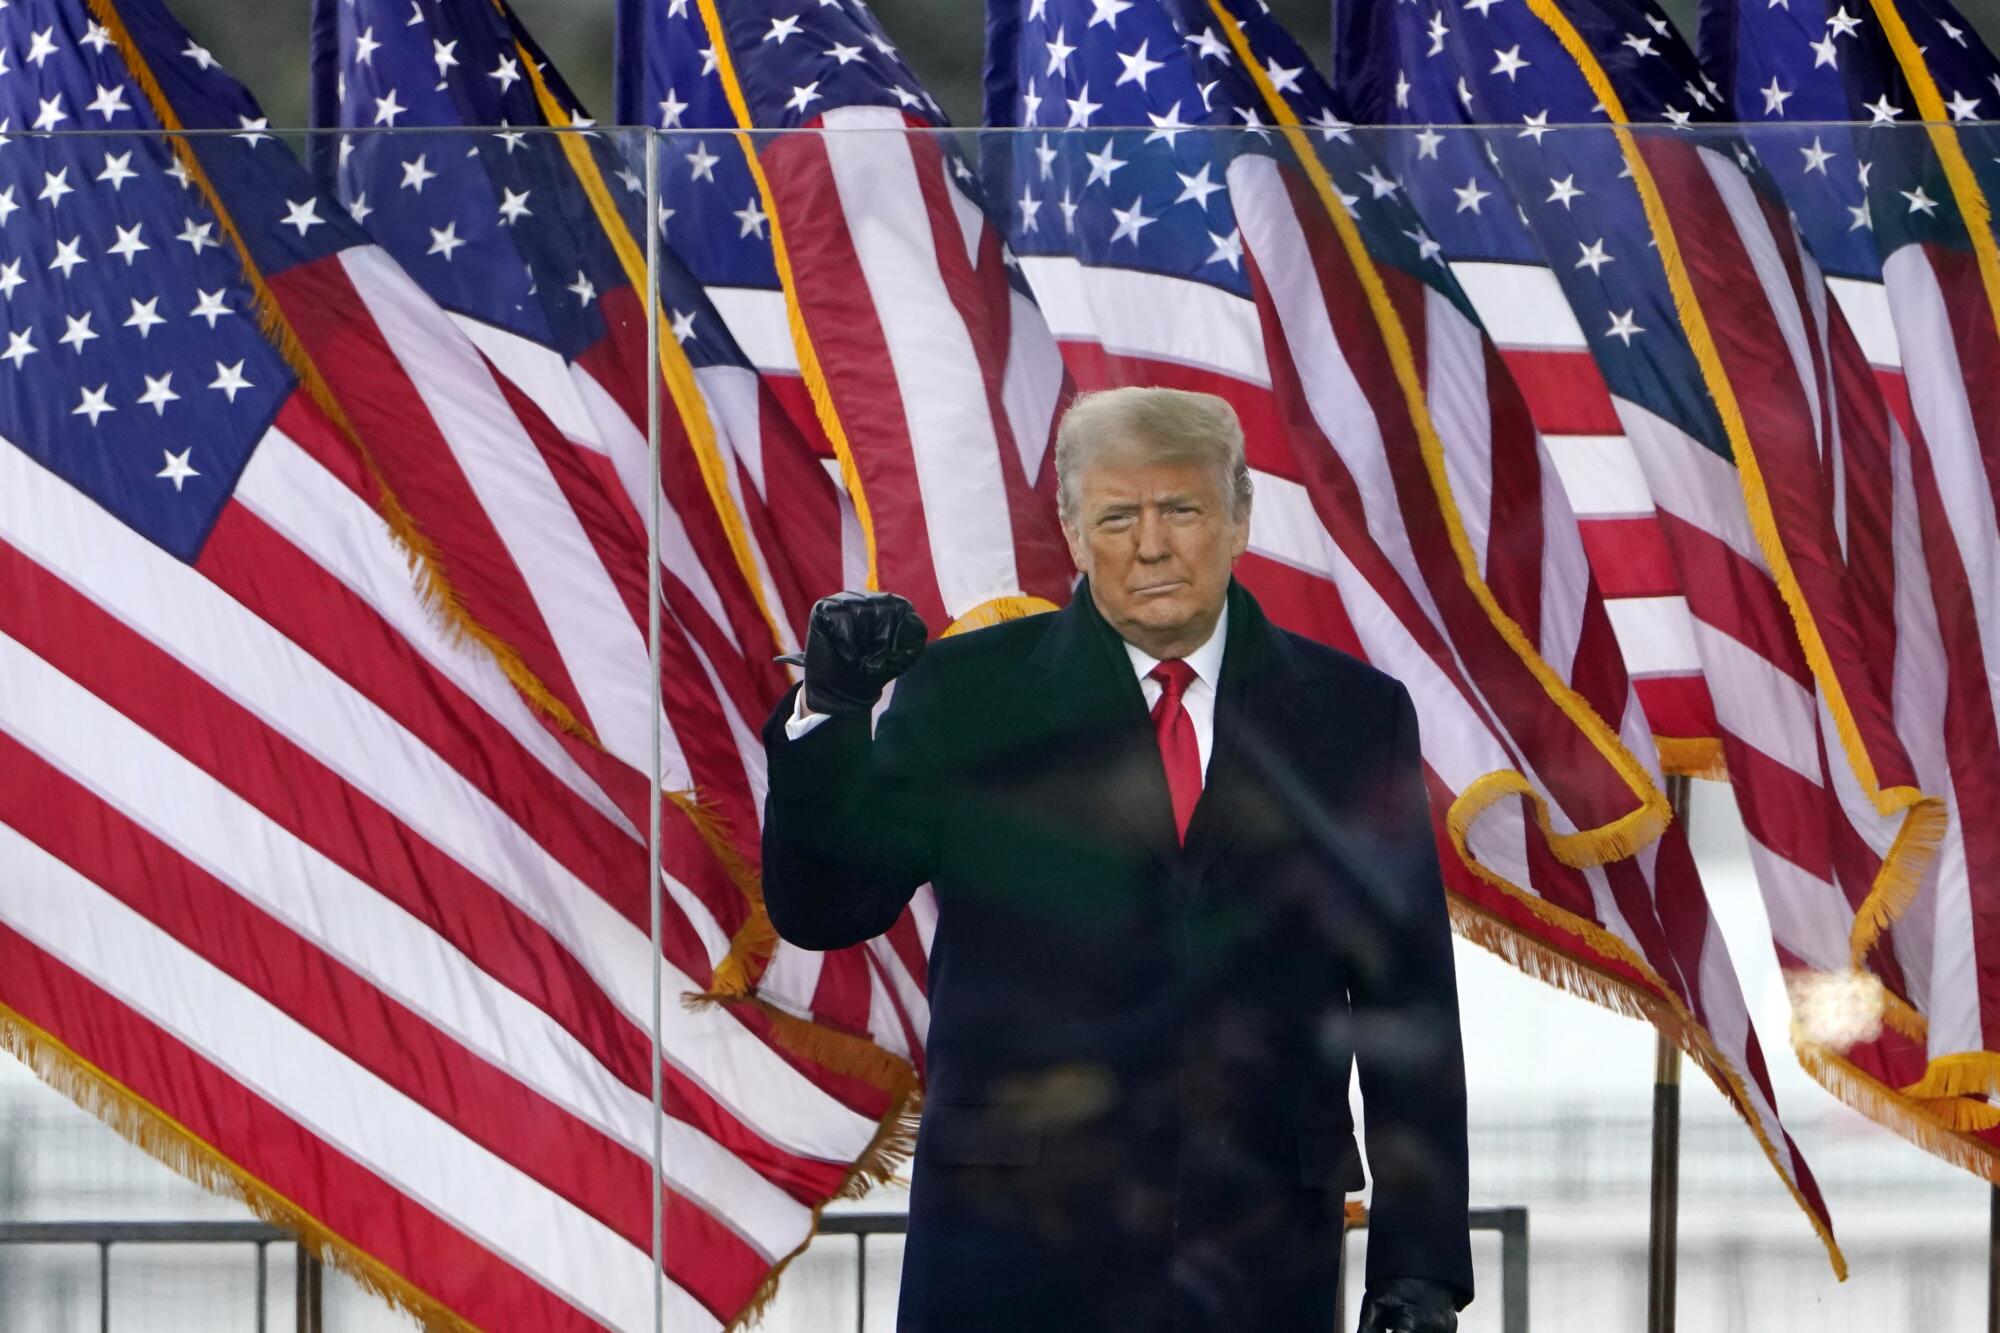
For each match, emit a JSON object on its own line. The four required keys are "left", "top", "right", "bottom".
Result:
{"left": 0, "top": 115, "right": 1989, "bottom": 1333}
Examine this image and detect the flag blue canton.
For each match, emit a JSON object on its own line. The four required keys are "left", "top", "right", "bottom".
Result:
{"left": 984, "top": 0, "right": 1467, "bottom": 305}
{"left": 1699, "top": 0, "right": 2000, "bottom": 277}
{"left": 622, "top": 0, "right": 951, "bottom": 296}
{"left": 1347, "top": 0, "right": 1741, "bottom": 454}
{"left": 318, "top": 0, "right": 753, "bottom": 375}
{"left": 0, "top": 0, "right": 322, "bottom": 561}
{"left": 320, "top": 0, "right": 632, "bottom": 361}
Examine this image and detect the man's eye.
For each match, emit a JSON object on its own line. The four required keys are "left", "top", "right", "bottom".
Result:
{"left": 1100, "top": 514, "right": 1134, "bottom": 530}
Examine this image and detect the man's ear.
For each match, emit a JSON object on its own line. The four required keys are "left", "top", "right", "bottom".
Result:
{"left": 1229, "top": 501, "right": 1252, "bottom": 561}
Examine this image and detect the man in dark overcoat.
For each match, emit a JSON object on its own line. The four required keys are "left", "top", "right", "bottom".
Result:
{"left": 762, "top": 387, "right": 1471, "bottom": 1332}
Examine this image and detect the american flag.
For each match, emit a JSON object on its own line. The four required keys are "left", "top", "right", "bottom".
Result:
{"left": 312, "top": 0, "right": 844, "bottom": 662}
{"left": 1353, "top": 0, "right": 1959, "bottom": 1171}
{"left": 307, "top": 0, "right": 924, "bottom": 1097}
{"left": 0, "top": 0, "right": 915, "bottom": 1328}
{"left": 1333, "top": 4, "right": 1721, "bottom": 768}
{"left": 619, "top": 0, "right": 1075, "bottom": 632}
{"left": 985, "top": 0, "right": 1840, "bottom": 1260}
{"left": 1703, "top": 0, "right": 2000, "bottom": 1168}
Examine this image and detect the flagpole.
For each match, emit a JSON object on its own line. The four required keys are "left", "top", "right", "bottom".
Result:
{"left": 1648, "top": 775, "right": 1690, "bottom": 1333}
{"left": 1988, "top": 1184, "right": 1999, "bottom": 1333}
{"left": 644, "top": 127, "right": 668, "bottom": 1333}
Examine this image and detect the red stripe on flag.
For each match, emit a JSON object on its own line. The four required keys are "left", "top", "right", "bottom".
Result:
{"left": 1632, "top": 674, "right": 1720, "bottom": 745}
{"left": 758, "top": 130, "right": 948, "bottom": 622}
{"left": 1578, "top": 516, "right": 1681, "bottom": 599}
{"left": 1476, "top": 334, "right": 1546, "bottom": 648}
{"left": 1493, "top": 348, "right": 1623, "bottom": 436}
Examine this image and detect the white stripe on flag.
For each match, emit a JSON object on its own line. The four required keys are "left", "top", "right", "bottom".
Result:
{"left": 1448, "top": 261, "right": 1591, "bottom": 350}
{"left": 819, "top": 104, "right": 1018, "bottom": 616}
{"left": 1543, "top": 434, "right": 1656, "bottom": 518}
{"left": 1423, "top": 286, "right": 1496, "bottom": 581}
{"left": 1016, "top": 253, "right": 1268, "bottom": 385}
{"left": 340, "top": 246, "right": 656, "bottom": 768}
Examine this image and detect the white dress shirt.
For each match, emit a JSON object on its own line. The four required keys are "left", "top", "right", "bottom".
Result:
{"left": 786, "top": 603, "right": 1229, "bottom": 779}
{"left": 1123, "top": 602, "right": 1226, "bottom": 781}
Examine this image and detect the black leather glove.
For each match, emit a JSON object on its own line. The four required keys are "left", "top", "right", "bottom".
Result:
{"left": 1358, "top": 1277, "right": 1459, "bottom": 1333}
{"left": 785, "top": 591, "right": 928, "bottom": 716}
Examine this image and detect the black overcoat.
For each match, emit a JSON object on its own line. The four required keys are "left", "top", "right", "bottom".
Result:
{"left": 762, "top": 579, "right": 1471, "bottom": 1332}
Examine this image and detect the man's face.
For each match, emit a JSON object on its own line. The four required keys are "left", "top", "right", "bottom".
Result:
{"left": 1061, "top": 443, "right": 1250, "bottom": 658}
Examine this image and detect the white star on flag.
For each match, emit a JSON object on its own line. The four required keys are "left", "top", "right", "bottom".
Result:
{"left": 71, "top": 385, "right": 114, "bottom": 427}
{"left": 137, "top": 373, "right": 180, "bottom": 416}
{"left": 209, "top": 360, "right": 254, "bottom": 402}
{"left": 281, "top": 199, "right": 324, "bottom": 236}
{"left": 156, "top": 448, "right": 198, "bottom": 492}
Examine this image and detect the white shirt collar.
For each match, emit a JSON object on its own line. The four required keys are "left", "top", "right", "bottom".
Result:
{"left": 1121, "top": 601, "right": 1228, "bottom": 692}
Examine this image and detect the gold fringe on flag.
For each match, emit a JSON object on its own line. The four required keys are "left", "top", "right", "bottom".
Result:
{"left": 1512, "top": 0, "right": 1947, "bottom": 971}
{"left": 723, "top": 1085, "right": 922, "bottom": 1333}
{"left": 1209, "top": 0, "right": 1675, "bottom": 876}
{"left": 1445, "top": 841, "right": 1851, "bottom": 1277}
{"left": 0, "top": 1002, "right": 479, "bottom": 1331}
{"left": 1797, "top": 1041, "right": 2000, "bottom": 1183}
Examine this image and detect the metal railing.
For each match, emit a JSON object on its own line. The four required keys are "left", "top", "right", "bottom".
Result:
{"left": 0, "top": 1219, "right": 323, "bottom": 1333}
{"left": 821, "top": 1205, "right": 1532, "bottom": 1332}
{"left": 2, "top": 1209, "right": 1527, "bottom": 1331}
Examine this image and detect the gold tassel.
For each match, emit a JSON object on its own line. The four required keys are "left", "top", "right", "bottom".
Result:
{"left": 1654, "top": 736, "right": 1729, "bottom": 783}
{"left": 1900, "top": 1051, "right": 2000, "bottom": 1103}
{"left": 944, "top": 595, "right": 1062, "bottom": 637}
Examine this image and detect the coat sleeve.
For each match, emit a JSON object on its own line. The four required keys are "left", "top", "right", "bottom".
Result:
{"left": 1350, "top": 681, "right": 1473, "bottom": 1305}
{"left": 759, "top": 656, "right": 948, "bottom": 951}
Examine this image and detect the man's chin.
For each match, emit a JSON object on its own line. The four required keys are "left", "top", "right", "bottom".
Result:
{"left": 1121, "top": 599, "right": 1199, "bottom": 635}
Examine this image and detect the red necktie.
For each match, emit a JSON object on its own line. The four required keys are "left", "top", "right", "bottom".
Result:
{"left": 1148, "top": 660, "right": 1202, "bottom": 845}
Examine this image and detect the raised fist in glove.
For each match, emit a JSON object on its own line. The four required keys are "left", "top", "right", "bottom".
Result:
{"left": 1358, "top": 1278, "right": 1459, "bottom": 1333}
{"left": 792, "top": 591, "right": 928, "bottom": 716}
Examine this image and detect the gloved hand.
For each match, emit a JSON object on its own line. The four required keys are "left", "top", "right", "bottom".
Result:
{"left": 1357, "top": 1277, "right": 1459, "bottom": 1333}
{"left": 785, "top": 591, "right": 928, "bottom": 716}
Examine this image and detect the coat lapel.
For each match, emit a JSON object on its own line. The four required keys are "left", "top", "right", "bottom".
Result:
{"left": 1180, "top": 582, "right": 1311, "bottom": 888}
{"left": 1028, "top": 583, "right": 1184, "bottom": 871}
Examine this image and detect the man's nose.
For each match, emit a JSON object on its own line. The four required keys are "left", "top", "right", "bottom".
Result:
{"left": 1134, "top": 508, "right": 1170, "bottom": 561}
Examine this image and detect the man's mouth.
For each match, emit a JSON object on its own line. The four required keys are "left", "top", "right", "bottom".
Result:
{"left": 1133, "top": 579, "right": 1184, "bottom": 596}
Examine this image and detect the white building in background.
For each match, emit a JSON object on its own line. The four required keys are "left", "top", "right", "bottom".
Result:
{"left": 0, "top": 781, "right": 1987, "bottom": 1331}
